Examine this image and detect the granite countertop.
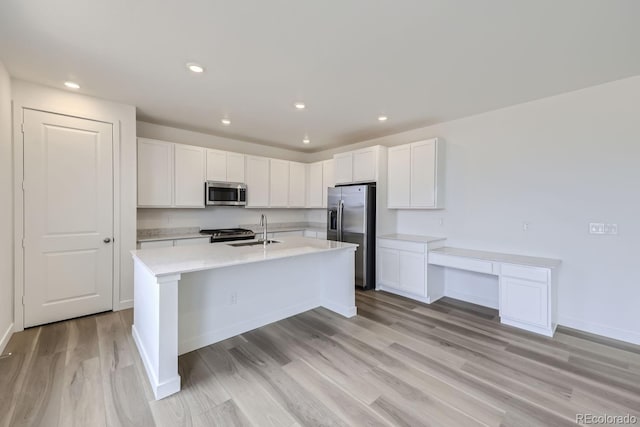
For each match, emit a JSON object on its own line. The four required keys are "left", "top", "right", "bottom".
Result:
{"left": 137, "top": 227, "right": 206, "bottom": 243}
{"left": 378, "top": 233, "right": 447, "bottom": 244}
{"left": 429, "top": 246, "right": 562, "bottom": 269}
{"left": 132, "top": 236, "right": 357, "bottom": 277}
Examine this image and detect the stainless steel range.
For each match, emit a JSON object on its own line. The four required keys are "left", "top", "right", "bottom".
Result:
{"left": 200, "top": 228, "right": 255, "bottom": 243}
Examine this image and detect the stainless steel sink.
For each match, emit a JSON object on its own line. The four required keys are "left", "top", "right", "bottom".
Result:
{"left": 227, "top": 240, "right": 280, "bottom": 247}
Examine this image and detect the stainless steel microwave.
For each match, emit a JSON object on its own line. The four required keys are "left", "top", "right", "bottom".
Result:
{"left": 205, "top": 181, "right": 247, "bottom": 206}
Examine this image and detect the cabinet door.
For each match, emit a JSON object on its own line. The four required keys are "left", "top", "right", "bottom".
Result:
{"left": 269, "top": 159, "right": 289, "bottom": 207}
{"left": 378, "top": 247, "right": 400, "bottom": 289}
{"left": 245, "top": 156, "right": 270, "bottom": 207}
{"left": 399, "top": 251, "right": 426, "bottom": 296}
{"left": 334, "top": 153, "right": 353, "bottom": 184}
{"left": 174, "top": 144, "right": 205, "bottom": 207}
{"left": 306, "top": 162, "right": 323, "bottom": 208}
{"left": 353, "top": 148, "right": 377, "bottom": 183}
{"left": 206, "top": 149, "right": 227, "bottom": 182}
{"left": 411, "top": 140, "right": 436, "bottom": 207}
{"left": 387, "top": 145, "right": 411, "bottom": 208}
{"left": 288, "top": 162, "right": 306, "bottom": 207}
{"left": 322, "top": 159, "right": 335, "bottom": 208}
{"left": 226, "top": 152, "right": 245, "bottom": 183}
{"left": 500, "top": 276, "right": 549, "bottom": 327}
{"left": 137, "top": 139, "right": 173, "bottom": 207}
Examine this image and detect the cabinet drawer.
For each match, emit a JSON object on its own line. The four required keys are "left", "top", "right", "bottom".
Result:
{"left": 428, "top": 252, "right": 494, "bottom": 275}
{"left": 501, "top": 264, "right": 548, "bottom": 283}
{"left": 378, "top": 239, "right": 425, "bottom": 254}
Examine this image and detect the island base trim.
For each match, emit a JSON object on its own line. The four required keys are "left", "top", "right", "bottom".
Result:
{"left": 132, "top": 324, "right": 182, "bottom": 400}
{"left": 179, "top": 299, "right": 318, "bottom": 355}
{"left": 321, "top": 300, "right": 357, "bottom": 318}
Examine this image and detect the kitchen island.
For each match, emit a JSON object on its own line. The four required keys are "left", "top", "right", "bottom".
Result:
{"left": 131, "top": 236, "right": 358, "bottom": 400}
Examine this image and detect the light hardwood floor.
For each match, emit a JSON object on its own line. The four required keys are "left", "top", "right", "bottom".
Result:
{"left": 2, "top": 290, "right": 639, "bottom": 426}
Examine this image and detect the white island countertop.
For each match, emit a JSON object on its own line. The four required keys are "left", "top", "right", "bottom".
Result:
{"left": 131, "top": 236, "right": 358, "bottom": 277}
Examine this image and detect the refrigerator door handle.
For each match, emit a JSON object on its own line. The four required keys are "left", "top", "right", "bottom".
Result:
{"left": 337, "top": 199, "right": 344, "bottom": 241}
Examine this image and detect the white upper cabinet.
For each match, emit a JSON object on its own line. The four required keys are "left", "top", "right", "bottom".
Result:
{"left": 387, "top": 145, "right": 411, "bottom": 208}
{"left": 352, "top": 147, "right": 378, "bottom": 182}
{"left": 306, "top": 162, "right": 324, "bottom": 208}
{"left": 137, "top": 138, "right": 205, "bottom": 208}
{"left": 226, "top": 152, "right": 245, "bottom": 183}
{"left": 322, "top": 159, "right": 335, "bottom": 208}
{"left": 206, "top": 149, "right": 227, "bottom": 182}
{"left": 245, "top": 155, "right": 270, "bottom": 208}
{"left": 269, "top": 159, "right": 290, "bottom": 207}
{"left": 206, "top": 149, "right": 245, "bottom": 183}
{"left": 387, "top": 138, "right": 444, "bottom": 209}
{"left": 288, "top": 162, "right": 306, "bottom": 208}
{"left": 174, "top": 144, "right": 206, "bottom": 207}
{"left": 334, "top": 153, "right": 353, "bottom": 184}
{"left": 334, "top": 146, "right": 382, "bottom": 185}
{"left": 137, "top": 138, "right": 173, "bottom": 207}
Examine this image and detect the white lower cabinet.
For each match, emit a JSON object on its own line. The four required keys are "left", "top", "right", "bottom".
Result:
{"left": 499, "top": 264, "right": 553, "bottom": 335}
{"left": 377, "top": 238, "right": 443, "bottom": 303}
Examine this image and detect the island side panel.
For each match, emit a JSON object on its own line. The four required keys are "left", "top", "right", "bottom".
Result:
{"left": 177, "top": 248, "right": 354, "bottom": 355}
{"left": 320, "top": 248, "right": 358, "bottom": 317}
{"left": 132, "top": 258, "right": 181, "bottom": 400}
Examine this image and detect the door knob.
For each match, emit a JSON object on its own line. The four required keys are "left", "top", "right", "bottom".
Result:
{"left": 104, "top": 237, "right": 112, "bottom": 243}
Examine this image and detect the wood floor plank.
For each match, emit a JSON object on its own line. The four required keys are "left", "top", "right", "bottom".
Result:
{"left": 198, "top": 344, "right": 299, "bottom": 427}
{"left": 192, "top": 399, "right": 253, "bottom": 427}
{"left": 284, "top": 359, "right": 392, "bottom": 427}
{"left": 228, "top": 340, "right": 350, "bottom": 427}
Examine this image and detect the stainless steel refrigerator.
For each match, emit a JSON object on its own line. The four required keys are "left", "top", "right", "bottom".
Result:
{"left": 327, "top": 184, "right": 376, "bottom": 290}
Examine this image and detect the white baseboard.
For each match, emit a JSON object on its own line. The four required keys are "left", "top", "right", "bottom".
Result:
{"left": 115, "top": 299, "right": 134, "bottom": 311}
{"left": 444, "top": 289, "right": 498, "bottom": 310}
{"left": 376, "top": 286, "right": 432, "bottom": 304}
{"left": 132, "top": 324, "right": 181, "bottom": 400}
{"left": 558, "top": 315, "right": 640, "bottom": 345}
{"left": 0, "top": 322, "right": 14, "bottom": 354}
{"left": 322, "top": 300, "right": 357, "bottom": 318}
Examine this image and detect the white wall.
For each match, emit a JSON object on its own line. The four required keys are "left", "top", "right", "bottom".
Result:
{"left": 136, "top": 122, "right": 311, "bottom": 229}
{"left": 0, "top": 62, "right": 14, "bottom": 352}
{"left": 11, "top": 80, "right": 137, "bottom": 326}
{"left": 312, "top": 76, "right": 640, "bottom": 344}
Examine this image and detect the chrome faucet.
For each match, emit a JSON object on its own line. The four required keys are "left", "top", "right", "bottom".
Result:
{"left": 259, "top": 214, "right": 268, "bottom": 245}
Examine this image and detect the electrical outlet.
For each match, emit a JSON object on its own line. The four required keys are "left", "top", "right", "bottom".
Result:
{"left": 604, "top": 223, "right": 618, "bottom": 235}
{"left": 439, "top": 218, "right": 444, "bottom": 226}
{"left": 589, "top": 223, "right": 605, "bottom": 234}
{"left": 230, "top": 292, "right": 238, "bottom": 305}
{"left": 522, "top": 222, "right": 530, "bottom": 232}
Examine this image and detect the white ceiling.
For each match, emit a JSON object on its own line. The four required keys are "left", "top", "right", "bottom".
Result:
{"left": 1, "top": 1, "right": 639, "bottom": 152}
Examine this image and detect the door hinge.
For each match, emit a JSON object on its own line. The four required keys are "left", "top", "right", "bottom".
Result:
{"left": 21, "top": 239, "right": 25, "bottom": 248}
{"left": 21, "top": 123, "right": 24, "bottom": 133}
{"left": 21, "top": 295, "right": 24, "bottom": 305}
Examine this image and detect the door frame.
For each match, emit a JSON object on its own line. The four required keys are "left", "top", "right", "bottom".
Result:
{"left": 12, "top": 88, "right": 129, "bottom": 331}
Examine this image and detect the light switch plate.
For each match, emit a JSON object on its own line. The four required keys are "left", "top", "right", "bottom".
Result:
{"left": 589, "top": 223, "right": 605, "bottom": 234}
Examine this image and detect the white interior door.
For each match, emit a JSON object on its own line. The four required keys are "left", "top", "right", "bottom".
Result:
{"left": 23, "top": 109, "right": 114, "bottom": 327}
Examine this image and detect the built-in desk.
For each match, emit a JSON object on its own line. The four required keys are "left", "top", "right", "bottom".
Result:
{"left": 428, "top": 247, "right": 561, "bottom": 337}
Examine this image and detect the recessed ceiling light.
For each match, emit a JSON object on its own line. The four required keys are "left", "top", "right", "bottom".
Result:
{"left": 64, "top": 81, "right": 80, "bottom": 89}
{"left": 221, "top": 118, "right": 231, "bottom": 126}
{"left": 186, "top": 62, "right": 205, "bottom": 73}
{"left": 294, "top": 102, "right": 306, "bottom": 110}
{"left": 378, "top": 115, "right": 388, "bottom": 122}
{"left": 302, "top": 137, "right": 310, "bottom": 144}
